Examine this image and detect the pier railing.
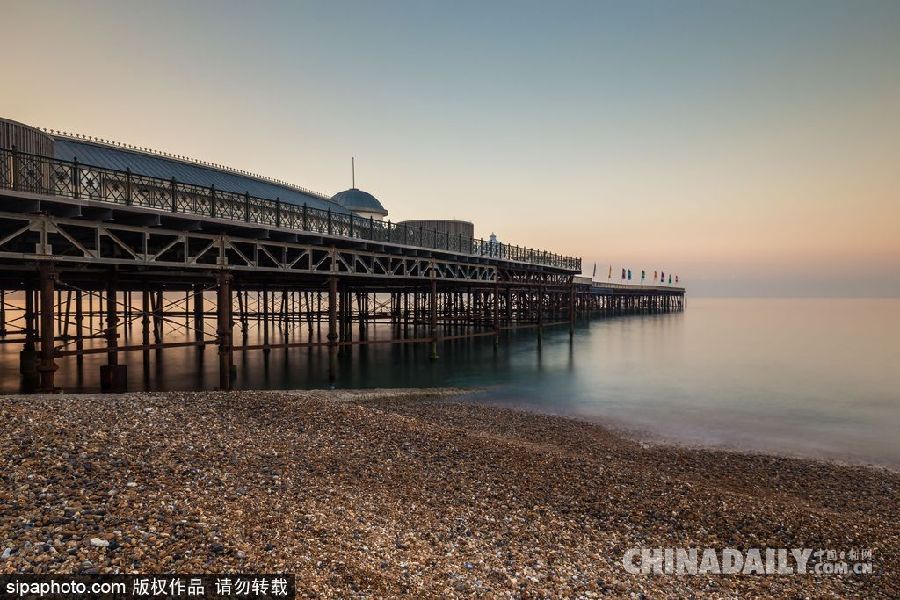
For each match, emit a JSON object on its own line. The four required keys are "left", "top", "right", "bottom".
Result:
{"left": 0, "top": 147, "right": 581, "bottom": 272}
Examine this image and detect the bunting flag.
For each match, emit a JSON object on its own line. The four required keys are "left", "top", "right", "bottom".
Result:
{"left": 668, "top": 274, "right": 672, "bottom": 284}
{"left": 627, "top": 269, "right": 632, "bottom": 281}
{"left": 621, "top": 268, "right": 626, "bottom": 280}
{"left": 661, "top": 271, "right": 665, "bottom": 281}
{"left": 608, "top": 265, "right": 612, "bottom": 279}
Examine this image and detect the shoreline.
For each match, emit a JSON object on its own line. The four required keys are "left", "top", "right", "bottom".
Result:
{"left": 1, "top": 388, "right": 897, "bottom": 597}
{"left": 456, "top": 391, "right": 900, "bottom": 475}
{"left": 9, "top": 386, "right": 897, "bottom": 473}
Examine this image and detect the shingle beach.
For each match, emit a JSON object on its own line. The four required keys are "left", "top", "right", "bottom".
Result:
{"left": 1, "top": 390, "right": 896, "bottom": 598}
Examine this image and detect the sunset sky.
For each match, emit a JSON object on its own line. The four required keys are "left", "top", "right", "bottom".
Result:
{"left": 3, "top": 0, "right": 898, "bottom": 296}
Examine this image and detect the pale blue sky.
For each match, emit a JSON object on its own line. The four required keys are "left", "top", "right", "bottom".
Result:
{"left": 3, "top": 0, "right": 899, "bottom": 295}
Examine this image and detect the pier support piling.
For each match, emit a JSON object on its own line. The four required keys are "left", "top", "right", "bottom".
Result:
{"left": 38, "top": 265, "right": 58, "bottom": 392}
{"left": 327, "top": 276, "right": 338, "bottom": 385}
{"left": 216, "top": 271, "right": 234, "bottom": 391}
{"left": 100, "top": 274, "right": 127, "bottom": 392}
{"left": 429, "top": 276, "right": 439, "bottom": 360}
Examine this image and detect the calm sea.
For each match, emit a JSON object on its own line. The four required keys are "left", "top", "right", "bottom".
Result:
{"left": 1, "top": 298, "right": 897, "bottom": 468}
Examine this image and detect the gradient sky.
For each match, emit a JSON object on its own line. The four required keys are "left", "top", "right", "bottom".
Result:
{"left": 3, "top": 0, "right": 899, "bottom": 296}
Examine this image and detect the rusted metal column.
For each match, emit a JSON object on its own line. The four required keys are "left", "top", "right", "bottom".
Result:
{"left": 123, "top": 291, "right": 131, "bottom": 340}
{"left": 106, "top": 278, "right": 119, "bottom": 367}
{"left": 493, "top": 281, "right": 500, "bottom": 347}
{"left": 61, "top": 290, "right": 72, "bottom": 340}
{"left": 216, "top": 271, "right": 233, "bottom": 390}
{"left": 402, "top": 291, "right": 409, "bottom": 336}
{"left": 262, "top": 286, "right": 270, "bottom": 354}
{"left": 0, "top": 289, "right": 6, "bottom": 337}
{"left": 237, "top": 288, "right": 248, "bottom": 344}
{"left": 429, "top": 277, "right": 438, "bottom": 360}
{"left": 337, "top": 286, "right": 346, "bottom": 357}
{"left": 568, "top": 281, "right": 575, "bottom": 338}
{"left": 24, "top": 286, "right": 35, "bottom": 352}
{"left": 141, "top": 289, "right": 150, "bottom": 346}
{"left": 357, "top": 292, "right": 366, "bottom": 338}
{"left": 19, "top": 284, "right": 38, "bottom": 383}
{"left": 74, "top": 289, "right": 84, "bottom": 366}
{"left": 37, "top": 265, "right": 58, "bottom": 392}
{"left": 316, "top": 292, "right": 322, "bottom": 338}
{"left": 100, "top": 274, "right": 127, "bottom": 392}
{"left": 193, "top": 284, "right": 204, "bottom": 341}
{"left": 305, "top": 292, "right": 314, "bottom": 337}
{"left": 537, "top": 284, "right": 544, "bottom": 346}
{"left": 327, "top": 276, "right": 338, "bottom": 384}
{"left": 152, "top": 290, "right": 163, "bottom": 344}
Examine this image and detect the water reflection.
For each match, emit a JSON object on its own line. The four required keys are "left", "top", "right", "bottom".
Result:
{"left": 1, "top": 299, "right": 898, "bottom": 467}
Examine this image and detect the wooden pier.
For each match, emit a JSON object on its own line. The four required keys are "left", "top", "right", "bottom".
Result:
{"left": 0, "top": 146, "right": 684, "bottom": 392}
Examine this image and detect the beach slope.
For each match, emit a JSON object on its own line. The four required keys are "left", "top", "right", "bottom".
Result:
{"left": 0, "top": 390, "right": 897, "bottom": 598}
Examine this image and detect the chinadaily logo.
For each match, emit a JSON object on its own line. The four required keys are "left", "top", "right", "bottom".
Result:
{"left": 622, "top": 548, "right": 874, "bottom": 575}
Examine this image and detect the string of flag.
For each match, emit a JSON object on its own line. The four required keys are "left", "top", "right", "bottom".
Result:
{"left": 591, "top": 263, "right": 680, "bottom": 286}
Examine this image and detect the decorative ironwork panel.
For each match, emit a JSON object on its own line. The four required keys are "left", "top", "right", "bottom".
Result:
{"left": 78, "top": 167, "right": 104, "bottom": 200}
{"left": 306, "top": 209, "right": 328, "bottom": 234}
{"left": 331, "top": 213, "right": 350, "bottom": 237}
{"left": 0, "top": 151, "right": 10, "bottom": 189}
{"left": 49, "top": 161, "right": 73, "bottom": 196}
{"left": 14, "top": 154, "right": 44, "bottom": 193}
{"left": 175, "top": 182, "right": 208, "bottom": 214}
{"left": 131, "top": 174, "right": 168, "bottom": 210}
{"left": 104, "top": 173, "right": 128, "bottom": 203}
{"left": 216, "top": 190, "right": 243, "bottom": 221}
{"left": 281, "top": 204, "right": 299, "bottom": 229}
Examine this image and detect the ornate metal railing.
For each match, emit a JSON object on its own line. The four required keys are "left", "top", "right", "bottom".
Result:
{"left": 0, "top": 146, "right": 581, "bottom": 272}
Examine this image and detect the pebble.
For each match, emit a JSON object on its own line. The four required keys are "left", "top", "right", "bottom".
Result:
{"left": 0, "top": 389, "right": 896, "bottom": 598}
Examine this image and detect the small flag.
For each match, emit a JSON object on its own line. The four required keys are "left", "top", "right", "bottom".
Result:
{"left": 592, "top": 263, "right": 597, "bottom": 278}
{"left": 661, "top": 271, "right": 665, "bottom": 281}
{"left": 627, "top": 269, "right": 632, "bottom": 281}
{"left": 654, "top": 270, "right": 657, "bottom": 281}
{"left": 668, "top": 274, "right": 672, "bottom": 284}
{"left": 641, "top": 270, "right": 645, "bottom": 281}
{"left": 608, "top": 265, "right": 612, "bottom": 279}
{"left": 675, "top": 275, "right": 679, "bottom": 284}
{"left": 621, "top": 268, "right": 626, "bottom": 280}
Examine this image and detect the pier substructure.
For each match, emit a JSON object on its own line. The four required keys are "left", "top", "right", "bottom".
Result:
{"left": 0, "top": 164, "right": 685, "bottom": 392}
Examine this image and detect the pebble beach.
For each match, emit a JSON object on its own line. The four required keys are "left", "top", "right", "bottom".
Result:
{"left": 0, "top": 389, "right": 897, "bottom": 598}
